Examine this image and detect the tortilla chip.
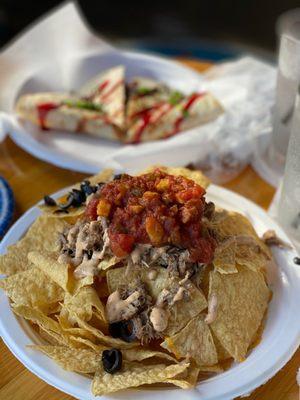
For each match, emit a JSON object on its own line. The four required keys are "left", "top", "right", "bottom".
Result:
{"left": 213, "top": 239, "right": 238, "bottom": 274}
{"left": 211, "top": 332, "right": 231, "bottom": 361}
{"left": 199, "top": 364, "right": 224, "bottom": 373}
{"left": 30, "top": 345, "right": 99, "bottom": 373}
{"left": 92, "top": 361, "right": 189, "bottom": 395}
{"left": 122, "top": 349, "right": 177, "bottom": 363}
{"left": 28, "top": 251, "right": 69, "bottom": 292}
{"left": 213, "top": 210, "right": 271, "bottom": 272}
{"left": 0, "top": 216, "right": 68, "bottom": 276}
{"left": 13, "top": 304, "right": 63, "bottom": 333}
{"left": 98, "top": 256, "right": 120, "bottom": 271}
{"left": 39, "top": 169, "right": 114, "bottom": 218}
{"left": 161, "top": 315, "right": 218, "bottom": 367}
{"left": 73, "top": 315, "right": 137, "bottom": 349}
{"left": 0, "top": 267, "right": 63, "bottom": 313}
{"left": 166, "top": 364, "right": 200, "bottom": 388}
{"left": 107, "top": 266, "right": 207, "bottom": 336}
{"left": 141, "top": 165, "right": 210, "bottom": 189}
{"left": 63, "top": 286, "right": 106, "bottom": 324}
{"left": 72, "top": 275, "right": 94, "bottom": 293}
{"left": 209, "top": 266, "right": 270, "bottom": 361}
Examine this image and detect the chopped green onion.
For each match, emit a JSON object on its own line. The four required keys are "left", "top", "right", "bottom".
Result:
{"left": 182, "top": 109, "right": 190, "bottom": 118}
{"left": 168, "top": 91, "right": 184, "bottom": 105}
{"left": 63, "top": 99, "right": 103, "bottom": 112}
{"left": 136, "top": 87, "right": 156, "bottom": 95}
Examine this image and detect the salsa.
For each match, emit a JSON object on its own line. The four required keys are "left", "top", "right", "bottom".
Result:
{"left": 86, "top": 170, "right": 215, "bottom": 262}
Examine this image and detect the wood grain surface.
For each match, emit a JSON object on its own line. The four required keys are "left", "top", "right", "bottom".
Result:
{"left": 0, "top": 59, "right": 298, "bottom": 400}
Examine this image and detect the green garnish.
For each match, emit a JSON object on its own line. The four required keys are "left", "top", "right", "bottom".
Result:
{"left": 182, "top": 109, "right": 190, "bottom": 118}
{"left": 168, "top": 91, "right": 184, "bottom": 105}
{"left": 136, "top": 87, "right": 156, "bottom": 95}
{"left": 64, "top": 99, "right": 103, "bottom": 112}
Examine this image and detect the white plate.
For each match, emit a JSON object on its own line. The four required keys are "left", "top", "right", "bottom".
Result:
{"left": 1, "top": 184, "right": 300, "bottom": 400}
{"left": 9, "top": 50, "right": 206, "bottom": 174}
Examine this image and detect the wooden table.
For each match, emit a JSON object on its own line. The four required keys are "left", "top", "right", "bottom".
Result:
{"left": 0, "top": 60, "right": 299, "bottom": 400}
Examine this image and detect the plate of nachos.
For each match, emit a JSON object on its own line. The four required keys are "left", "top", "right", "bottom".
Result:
{"left": 0, "top": 166, "right": 299, "bottom": 400}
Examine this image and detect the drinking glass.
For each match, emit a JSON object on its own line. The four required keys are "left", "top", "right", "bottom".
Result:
{"left": 278, "top": 87, "right": 300, "bottom": 250}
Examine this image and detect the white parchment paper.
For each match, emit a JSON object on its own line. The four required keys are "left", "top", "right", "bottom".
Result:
{"left": 0, "top": 1, "right": 277, "bottom": 182}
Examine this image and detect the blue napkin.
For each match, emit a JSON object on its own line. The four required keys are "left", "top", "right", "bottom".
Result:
{"left": 0, "top": 176, "right": 14, "bottom": 238}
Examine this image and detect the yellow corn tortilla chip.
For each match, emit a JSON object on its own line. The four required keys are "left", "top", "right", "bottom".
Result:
{"left": 0, "top": 216, "right": 68, "bottom": 276}
{"left": 211, "top": 332, "right": 231, "bottom": 361}
{"left": 0, "top": 267, "right": 63, "bottom": 314}
{"left": 13, "top": 304, "right": 63, "bottom": 333}
{"left": 209, "top": 266, "right": 270, "bottom": 361}
{"left": 30, "top": 345, "right": 99, "bottom": 373}
{"left": 161, "top": 315, "right": 218, "bottom": 367}
{"left": 122, "top": 348, "right": 177, "bottom": 363}
{"left": 73, "top": 315, "right": 138, "bottom": 349}
{"left": 98, "top": 256, "right": 120, "bottom": 271}
{"left": 72, "top": 274, "right": 94, "bottom": 293}
{"left": 63, "top": 286, "right": 106, "bottom": 325}
{"left": 13, "top": 304, "right": 98, "bottom": 350}
{"left": 28, "top": 251, "right": 70, "bottom": 292}
{"left": 213, "top": 239, "right": 238, "bottom": 274}
{"left": 107, "top": 266, "right": 207, "bottom": 336}
{"left": 141, "top": 165, "right": 210, "bottom": 189}
{"left": 39, "top": 169, "right": 114, "bottom": 218}
{"left": 92, "top": 361, "right": 189, "bottom": 395}
{"left": 213, "top": 210, "right": 271, "bottom": 272}
{"left": 166, "top": 364, "right": 200, "bottom": 388}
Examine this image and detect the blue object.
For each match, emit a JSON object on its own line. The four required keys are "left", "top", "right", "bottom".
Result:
{"left": 0, "top": 177, "right": 14, "bottom": 238}
{"left": 123, "top": 38, "right": 240, "bottom": 62}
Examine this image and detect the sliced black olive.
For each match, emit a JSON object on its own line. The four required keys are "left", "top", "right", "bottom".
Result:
{"left": 70, "top": 189, "right": 86, "bottom": 207}
{"left": 102, "top": 348, "right": 122, "bottom": 374}
{"left": 109, "top": 320, "right": 136, "bottom": 342}
{"left": 294, "top": 257, "right": 300, "bottom": 265}
{"left": 54, "top": 209, "right": 69, "bottom": 214}
{"left": 80, "top": 180, "right": 97, "bottom": 195}
{"left": 113, "top": 174, "right": 123, "bottom": 180}
{"left": 59, "top": 196, "right": 74, "bottom": 210}
{"left": 44, "top": 195, "right": 57, "bottom": 206}
{"left": 109, "top": 321, "right": 122, "bottom": 338}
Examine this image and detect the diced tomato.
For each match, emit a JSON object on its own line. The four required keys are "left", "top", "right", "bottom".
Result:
{"left": 85, "top": 197, "right": 99, "bottom": 220}
{"left": 97, "top": 170, "right": 214, "bottom": 262}
{"left": 109, "top": 233, "right": 135, "bottom": 258}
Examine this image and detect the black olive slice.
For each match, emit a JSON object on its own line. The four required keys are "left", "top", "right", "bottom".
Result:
{"left": 108, "top": 320, "right": 136, "bottom": 343}
{"left": 59, "top": 195, "right": 74, "bottom": 210}
{"left": 102, "top": 348, "right": 122, "bottom": 374}
{"left": 70, "top": 189, "right": 86, "bottom": 207}
{"left": 80, "top": 180, "right": 97, "bottom": 195}
{"left": 44, "top": 195, "right": 57, "bottom": 206}
{"left": 294, "top": 257, "right": 300, "bottom": 265}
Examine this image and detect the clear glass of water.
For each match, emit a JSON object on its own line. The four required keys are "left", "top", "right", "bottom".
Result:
{"left": 271, "top": 20, "right": 300, "bottom": 164}
{"left": 278, "top": 87, "right": 300, "bottom": 250}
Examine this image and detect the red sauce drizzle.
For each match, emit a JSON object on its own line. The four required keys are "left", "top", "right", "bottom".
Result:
{"left": 170, "top": 92, "right": 205, "bottom": 137}
{"left": 37, "top": 103, "right": 59, "bottom": 130}
{"left": 98, "top": 80, "right": 109, "bottom": 93}
{"left": 100, "top": 79, "right": 123, "bottom": 102}
{"left": 131, "top": 102, "right": 173, "bottom": 143}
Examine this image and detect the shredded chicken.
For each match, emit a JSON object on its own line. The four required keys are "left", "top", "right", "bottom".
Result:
{"left": 128, "top": 243, "right": 200, "bottom": 278}
{"left": 58, "top": 217, "right": 112, "bottom": 278}
{"left": 106, "top": 280, "right": 152, "bottom": 324}
{"left": 262, "top": 229, "right": 292, "bottom": 249}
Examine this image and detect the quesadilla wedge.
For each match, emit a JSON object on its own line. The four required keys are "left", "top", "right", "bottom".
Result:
{"left": 15, "top": 92, "right": 124, "bottom": 141}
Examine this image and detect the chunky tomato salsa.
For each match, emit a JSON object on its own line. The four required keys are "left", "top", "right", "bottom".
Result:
{"left": 86, "top": 170, "right": 215, "bottom": 262}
